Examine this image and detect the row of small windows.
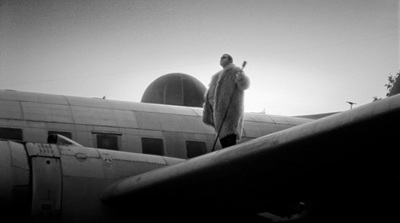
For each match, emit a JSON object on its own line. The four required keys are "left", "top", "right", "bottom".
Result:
{"left": 0, "top": 127, "right": 207, "bottom": 158}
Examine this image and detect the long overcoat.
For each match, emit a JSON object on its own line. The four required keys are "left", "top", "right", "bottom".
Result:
{"left": 203, "top": 64, "right": 250, "bottom": 140}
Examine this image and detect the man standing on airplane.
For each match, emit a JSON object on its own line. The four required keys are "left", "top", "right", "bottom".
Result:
{"left": 203, "top": 54, "right": 250, "bottom": 148}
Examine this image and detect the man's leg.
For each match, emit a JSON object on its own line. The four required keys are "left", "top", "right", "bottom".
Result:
{"left": 219, "top": 134, "right": 237, "bottom": 148}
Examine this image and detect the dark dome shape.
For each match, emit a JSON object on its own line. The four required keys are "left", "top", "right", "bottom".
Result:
{"left": 141, "top": 73, "right": 206, "bottom": 107}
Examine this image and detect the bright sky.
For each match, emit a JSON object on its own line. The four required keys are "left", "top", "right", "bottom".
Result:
{"left": 1, "top": 0, "right": 399, "bottom": 116}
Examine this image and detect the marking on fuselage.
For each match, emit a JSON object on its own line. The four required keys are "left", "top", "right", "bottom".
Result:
{"left": 75, "top": 153, "right": 87, "bottom": 162}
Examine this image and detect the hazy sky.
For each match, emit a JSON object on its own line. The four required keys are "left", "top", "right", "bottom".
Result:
{"left": 1, "top": 0, "right": 399, "bottom": 115}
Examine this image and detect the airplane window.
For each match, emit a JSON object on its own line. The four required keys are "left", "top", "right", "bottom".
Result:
{"left": 96, "top": 134, "right": 119, "bottom": 150}
{"left": 48, "top": 131, "right": 72, "bottom": 139}
{"left": 0, "top": 127, "right": 23, "bottom": 141}
{"left": 186, "top": 141, "right": 207, "bottom": 158}
{"left": 142, "top": 137, "right": 164, "bottom": 156}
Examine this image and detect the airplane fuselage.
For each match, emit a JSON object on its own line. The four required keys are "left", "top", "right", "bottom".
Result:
{"left": 0, "top": 90, "right": 311, "bottom": 158}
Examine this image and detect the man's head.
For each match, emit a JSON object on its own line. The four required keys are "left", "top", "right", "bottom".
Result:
{"left": 220, "top": 54, "right": 233, "bottom": 68}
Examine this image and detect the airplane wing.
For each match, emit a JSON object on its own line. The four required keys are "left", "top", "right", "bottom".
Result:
{"left": 101, "top": 95, "right": 400, "bottom": 222}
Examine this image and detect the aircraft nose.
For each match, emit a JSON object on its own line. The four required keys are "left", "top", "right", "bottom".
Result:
{"left": 0, "top": 141, "right": 31, "bottom": 220}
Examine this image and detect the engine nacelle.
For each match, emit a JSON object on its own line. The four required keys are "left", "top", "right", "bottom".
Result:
{"left": 0, "top": 141, "right": 30, "bottom": 221}
{"left": 0, "top": 140, "right": 182, "bottom": 222}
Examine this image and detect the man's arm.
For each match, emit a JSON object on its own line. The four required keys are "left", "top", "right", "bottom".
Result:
{"left": 236, "top": 71, "right": 250, "bottom": 90}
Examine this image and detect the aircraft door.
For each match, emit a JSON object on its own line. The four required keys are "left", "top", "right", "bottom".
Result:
{"left": 27, "top": 143, "right": 62, "bottom": 222}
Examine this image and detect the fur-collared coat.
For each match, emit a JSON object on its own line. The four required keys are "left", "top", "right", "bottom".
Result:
{"left": 203, "top": 64, "right": 250, "bottom": 140}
